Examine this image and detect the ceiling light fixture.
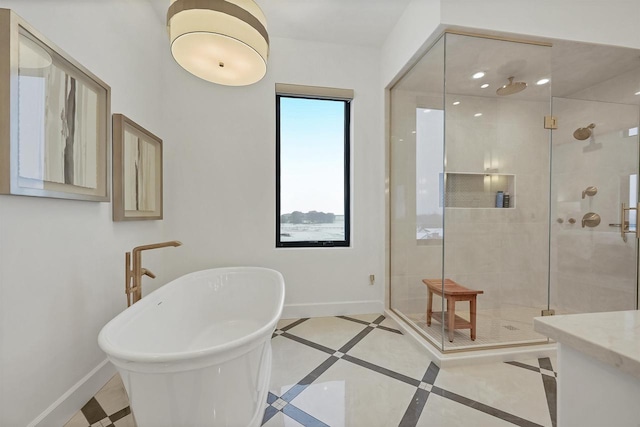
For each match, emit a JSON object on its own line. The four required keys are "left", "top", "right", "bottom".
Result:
{"left": 472, "top": 72, "right": 485, "bottom": 79}
{"left": 474, "top": 113, "right": 483, "bottom": 117}
{"left": 452, "top": 101, "right": 461, "bottom": 105}
{"left": 167, "top": 0, "right": 269, "bottom": 86}
{"left": 480, "top": 83, "right": 489, "bottom": 89}
{"left": 536, "top": 78, "right": 550, "bottom": 85}
{"left": 635, "top": 91, "right": 640, "bottom": 96}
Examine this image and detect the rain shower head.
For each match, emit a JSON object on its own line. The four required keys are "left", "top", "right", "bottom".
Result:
{"left": 496, "top": 76, "right": 527, "bottom": 96}
{"left": 573, "top": 123, "right": 596, "bottom": 140}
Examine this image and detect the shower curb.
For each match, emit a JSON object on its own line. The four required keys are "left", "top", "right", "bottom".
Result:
{"left": 384, "top": 309, "right": 557, "bottom": 368}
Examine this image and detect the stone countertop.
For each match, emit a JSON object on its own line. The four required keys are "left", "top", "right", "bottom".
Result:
{"left": 534, "top": 310, "right": 640, "bottom": 380}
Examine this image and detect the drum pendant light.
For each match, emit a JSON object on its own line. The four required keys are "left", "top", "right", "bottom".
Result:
{"left": 167, "top": 0, "right": 269, "bottom": 86}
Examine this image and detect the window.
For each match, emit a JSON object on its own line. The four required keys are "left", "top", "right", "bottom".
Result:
{"left": 415, "top": 107, "right": 444, "bottom": 243}
{"left": 276, "top": 84, "right": 352, "bottom": 247}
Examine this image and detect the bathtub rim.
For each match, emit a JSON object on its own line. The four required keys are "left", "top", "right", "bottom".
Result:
{"left": 98, "top": 266, "right": 285, "bottom": 367}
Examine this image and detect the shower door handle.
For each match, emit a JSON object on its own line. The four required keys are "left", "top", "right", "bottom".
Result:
{"left": 620, "top": 203, "right": 638, "bottom": 242}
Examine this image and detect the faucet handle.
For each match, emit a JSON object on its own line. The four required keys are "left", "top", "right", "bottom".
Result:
{"left": 141, "top": 268, "right": 156, "bottom": 279}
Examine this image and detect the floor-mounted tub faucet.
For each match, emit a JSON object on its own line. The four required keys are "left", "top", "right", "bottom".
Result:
{"left": 125, "top": 241, "right": 182, "bottom": 306}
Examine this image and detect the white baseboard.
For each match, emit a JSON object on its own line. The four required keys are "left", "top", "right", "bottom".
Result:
{"left": 28, "top": 359, "right": 116, "bottom": 427}
{"left": 282, "top": 300, "right": 384, "bottom": 319}
{"left": 384, "top": 309, "right": 557, "bottom": 368}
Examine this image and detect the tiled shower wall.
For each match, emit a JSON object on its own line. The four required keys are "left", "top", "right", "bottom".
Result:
{"left": 550, "top": 97, "right": 639, "bottom": 314}
{"left": 443, "top": 95, "right": 551, "bottom": 315}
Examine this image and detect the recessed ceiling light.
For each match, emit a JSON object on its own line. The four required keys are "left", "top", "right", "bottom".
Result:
{"left": 474, "top": 113, "right": 483, "bottom": 117}
{"left": 452, "top": 101, "right": 461, "bottom": 105}
{"left": 536, "top": 78, "right": 550, "bottom": 85}
{"left": 635, "top": 91, "right": 640, "bottom": 96}
{"left": 480, "top": 83, "right": 489, "bottom": 89}
{"left": 412, "top": 131, "right": 416, "bottom": 134}
{"left": 472, "top": 72, "right": 485, "bottom": 79}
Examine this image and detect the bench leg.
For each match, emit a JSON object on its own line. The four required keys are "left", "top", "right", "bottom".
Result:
{"left": 470, "top": 297, "right": 477, "bottom": 341}
{"left": 448, "top": 299, "right": 455, "bottom": 342}
{"left": 426, "top": 290, "right": 433, "bottom": 326}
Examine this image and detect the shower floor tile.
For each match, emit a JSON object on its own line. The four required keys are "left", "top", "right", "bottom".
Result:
{"left": 64, "top": 314, "right": 556, "bottom": 427}
{"left": 407, "top": 305, "right": 549, "bottom": 349}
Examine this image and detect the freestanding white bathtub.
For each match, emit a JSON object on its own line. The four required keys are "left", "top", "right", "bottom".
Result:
{"left": 98, "top": 267, "right": 285, "bottom": 427}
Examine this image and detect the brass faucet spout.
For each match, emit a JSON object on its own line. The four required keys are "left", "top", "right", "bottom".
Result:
{"left": 132, "top": 240, "right": 183, "bottom": 254}
{"left": 125, "top": 240, "right": 182, "bottom": 306}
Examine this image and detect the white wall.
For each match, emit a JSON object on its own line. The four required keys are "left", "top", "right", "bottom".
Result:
{"left": 0, "top": 2, "right": 386, "bottom": 424}
{"left": 441, "top": 0, "right": 640, "bottom": 50}
{"left": 381, "top": 0, "right": 442, "bottom": 88}
{"left": 0, "top": 2, "right": 167, "bottom": 426}
{"left": 161, "top": 37, "right": 386, "bottom": 318}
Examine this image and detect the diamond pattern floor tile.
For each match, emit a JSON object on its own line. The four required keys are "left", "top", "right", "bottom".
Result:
{"left": 63, "top": 313, "right": 555, "bottom": 427}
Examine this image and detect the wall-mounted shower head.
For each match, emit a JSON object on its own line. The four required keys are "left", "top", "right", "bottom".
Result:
{"left": 573, "top": 123, "right": 595, "bottom": 140}
{"left": 496, "top": 76, "right": 527, "bottom": 96}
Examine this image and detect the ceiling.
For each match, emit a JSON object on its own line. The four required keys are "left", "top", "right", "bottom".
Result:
{"left": 150, "top": 0, "right": 414, "bottom": 48}
{"left": 394, "top": 33, "right": 640, "bottom": 105}
{"left": 151, "top": 1, "right": 640, "bottom": 103}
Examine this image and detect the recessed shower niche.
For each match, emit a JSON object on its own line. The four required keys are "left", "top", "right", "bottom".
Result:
{"left": 444, "top": 173, "right": 515, "bottom": 208}
{"left": 389, "top": 32, "right": 640, "bottom": 352}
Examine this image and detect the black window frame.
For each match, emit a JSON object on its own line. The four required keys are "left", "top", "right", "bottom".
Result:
{"left": 275, "top": 93, "right": 351, "bottom": 248}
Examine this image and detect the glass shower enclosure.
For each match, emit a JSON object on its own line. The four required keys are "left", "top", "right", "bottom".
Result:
{"left": 389, "top": 32, "right": 640, "bottom": 352}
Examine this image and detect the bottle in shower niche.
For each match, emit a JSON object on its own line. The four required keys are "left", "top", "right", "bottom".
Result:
{"left": 503, "top": 192, "right": 510, "bottom": 208}
{"left": 496, "top": 191, "right": 504, "bottom": 208}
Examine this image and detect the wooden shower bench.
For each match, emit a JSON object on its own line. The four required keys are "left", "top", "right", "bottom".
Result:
{"left": 422, "top": 278, "right": 484, "bottom": 342}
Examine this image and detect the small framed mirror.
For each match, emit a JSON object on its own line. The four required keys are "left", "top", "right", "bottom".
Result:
{"left": 112, "top": 114, "right": 162, "bottom": 221}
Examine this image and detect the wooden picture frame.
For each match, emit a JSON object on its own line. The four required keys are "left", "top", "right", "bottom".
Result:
{"left": 112, "top": 114, "right": 163, "bottom": 221}
{"left": 0, "top": 9, "right": 111, "bottom": 201}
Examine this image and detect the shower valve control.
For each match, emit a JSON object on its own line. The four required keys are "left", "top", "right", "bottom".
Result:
{"left": 582, "top": 212, "right": 601, "bottom": 228}
{"left": 582, "top": 186, "right": 598, "bottom": 199}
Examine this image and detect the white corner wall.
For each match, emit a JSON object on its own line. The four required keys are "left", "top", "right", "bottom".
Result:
{"left": 383, "top": 0, "right": 640, "bottom": 89}
{"left": 381, "top": 0, "right": 442, "bottom": 88}
{"left": 161, "top": 36, "right": 386, "bottom": 319}
{"left": 441, "top": 0, "right": 640, "bottom": 50}
{"left": 0, "top": 2, "right": 167, "bottom": 426}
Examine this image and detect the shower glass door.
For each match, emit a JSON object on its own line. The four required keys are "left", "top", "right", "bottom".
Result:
{"left": 549, "top": 96, "right": 639, "bottom": 315}
{"left": 441, "top": 34, "right": 552, "bottom": 350}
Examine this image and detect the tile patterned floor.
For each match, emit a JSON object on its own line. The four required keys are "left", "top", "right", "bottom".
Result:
{"left": 64, "top": 314, "right": 556, "bottom": 427}
{"left": 64, "top": 374, "right": 134, "bottom": 427}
